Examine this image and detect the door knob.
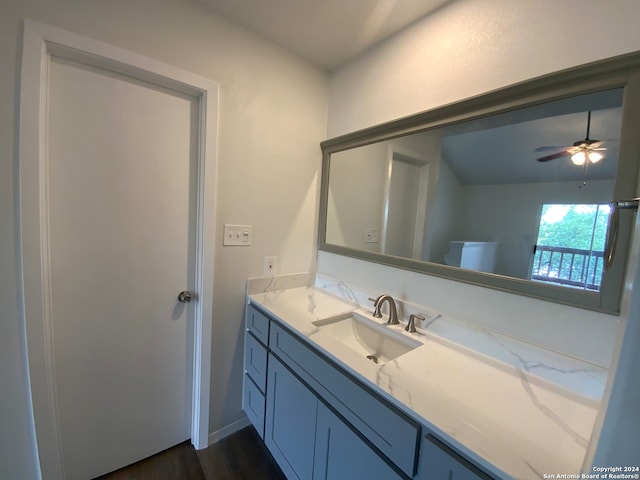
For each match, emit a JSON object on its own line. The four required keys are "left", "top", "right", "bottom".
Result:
{"left": 177, "top": 291, "right": 193, "bottom": 304}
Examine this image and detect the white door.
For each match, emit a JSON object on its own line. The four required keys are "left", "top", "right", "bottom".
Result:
{"left": 47, "top": 56, "right": 196, "bottom": 479}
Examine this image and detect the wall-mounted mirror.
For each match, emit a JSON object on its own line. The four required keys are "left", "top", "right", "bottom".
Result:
{"left": 319, "top": 56, "right": 640, "bottom": 313}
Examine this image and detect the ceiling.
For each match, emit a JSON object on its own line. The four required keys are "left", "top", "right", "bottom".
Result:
{"left": 194, "top": 0, "right": 452, "bottom": 70}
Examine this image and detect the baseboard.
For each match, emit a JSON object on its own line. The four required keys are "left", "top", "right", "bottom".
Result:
{"left": 207, "top": 416, "right": 251, "bottom": 446}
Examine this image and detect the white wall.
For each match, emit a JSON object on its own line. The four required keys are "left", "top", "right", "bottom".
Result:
{"left": 1, "top": 1, "right": 327, "bottom": 477}
{"left": 326, "top": 132, "right": 440, "bottom": 256}
{"left": 326, "top": 131, "right": 441, "bottom": 253}
{"left": 328, "top": 0, "right": 640, "bottom": 137}
{"left": 326, "top": 143, "right": 387, "bottom": 252}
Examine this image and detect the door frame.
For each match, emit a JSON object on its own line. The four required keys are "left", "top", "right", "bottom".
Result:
{"left": 18, "top": 20, "right": 218, "bottom": 479}
{"left": 381, "top": 144, "right": 430, "bottom": 259}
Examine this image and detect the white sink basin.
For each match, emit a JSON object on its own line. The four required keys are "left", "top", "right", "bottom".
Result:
{"left": 312, "top": 312, "right": 420, "bottom": 365}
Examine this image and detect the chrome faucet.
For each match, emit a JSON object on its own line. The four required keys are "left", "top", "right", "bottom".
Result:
{"left": 372, "top": 294, "right": 399, "bottom": 325}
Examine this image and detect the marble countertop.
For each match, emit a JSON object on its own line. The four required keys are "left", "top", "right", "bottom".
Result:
{"left": 248, "top": 277, "right": 601, "bottom": 480}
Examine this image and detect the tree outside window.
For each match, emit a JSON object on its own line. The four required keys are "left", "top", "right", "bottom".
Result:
{"left": 531, "top": 204, "right": 610, "bottom": 291}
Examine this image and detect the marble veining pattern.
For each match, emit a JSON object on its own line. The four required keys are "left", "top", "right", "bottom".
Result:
{"left": 514, "top": 369, "right": 589, "bottom": 449}
{"left": 248, "top": 275, "right": 603, "bottom": 479}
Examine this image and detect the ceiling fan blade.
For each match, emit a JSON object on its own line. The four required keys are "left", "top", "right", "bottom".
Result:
{"left": 537, "top": 151, "right": 570, "bottom": 162}
{"left": 534, "top": 145, "right": 571, "bottom": 152}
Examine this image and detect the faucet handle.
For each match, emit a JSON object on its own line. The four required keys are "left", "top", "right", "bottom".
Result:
{"left": 406, "top": 314, "right": 425, "bottom": 333}
{"left": 368, "top": 296, "right": 383, "bottom": 317}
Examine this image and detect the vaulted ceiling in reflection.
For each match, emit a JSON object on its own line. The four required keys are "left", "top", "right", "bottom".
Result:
{"left": 440, "top": 89, "right": 623, "bottom": 185}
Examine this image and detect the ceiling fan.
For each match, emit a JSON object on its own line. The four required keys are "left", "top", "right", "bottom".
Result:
{"left": 535, "top": 111, "right": 607, "bottom": 165}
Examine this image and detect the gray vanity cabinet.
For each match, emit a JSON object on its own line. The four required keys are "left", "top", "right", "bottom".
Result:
{"left": 242, "top": 302, "right": 497, "bottom": 480}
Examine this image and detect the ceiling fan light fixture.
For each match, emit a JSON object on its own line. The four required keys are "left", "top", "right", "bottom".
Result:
{"left": 588, "top": 151, "right": 603, "bottom": 163}
{"left": 536, "top": 110, "right": 609, "bottom": 165}
{"left": 571, "top": 151, "right": 586, "bottom": 165}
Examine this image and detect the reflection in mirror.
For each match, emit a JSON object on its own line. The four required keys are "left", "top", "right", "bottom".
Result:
{"left": 325, "top": 88, "right": 624, "bottom": 293}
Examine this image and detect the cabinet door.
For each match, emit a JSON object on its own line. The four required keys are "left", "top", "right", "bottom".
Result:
{"left": 265, "top": 355, "right": 318, "bottom": 480}
{"left": 314, "top": 403, "right": 403, "bottom": 480}
{"left": 419, "top": 435, "right": 493, "bottom": 480}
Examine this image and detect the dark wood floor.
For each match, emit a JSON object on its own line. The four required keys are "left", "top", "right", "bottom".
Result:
{"left": 95, "top": 442, "right": 205, "bottom": 480}
{"left": 198, "top": 427, "right": 286, "bottom": 480}
{"left": 95, "top": 427, "right": 285, "bottom": 480}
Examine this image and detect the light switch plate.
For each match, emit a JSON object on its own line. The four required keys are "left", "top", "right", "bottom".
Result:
{"left": 223, "top": 224, "right": 253, "bottom": 246}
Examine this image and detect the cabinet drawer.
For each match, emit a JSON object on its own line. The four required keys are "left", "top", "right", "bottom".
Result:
{"left": 244, "top": 331, "right": 268, "bottom": 392}
{"left": 421, "top": 435, "right": 494, "bottom": 480}
{"left": 269, "top": 322, "right": 420, "bottom": 477}
{"left": 246, "top": 303, "right": 270, "bottom": 345}
{"left": 242, "top": 374, "right": 265, "bottom": 438}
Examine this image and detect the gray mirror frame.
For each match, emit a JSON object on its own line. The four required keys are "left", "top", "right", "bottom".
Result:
{"left": 319, "top": 52, "right": 640, "bottom": 314}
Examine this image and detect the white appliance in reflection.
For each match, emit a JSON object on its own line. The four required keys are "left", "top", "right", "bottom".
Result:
{"left": 444, "top": 241, "right": 498, "bottom": 273}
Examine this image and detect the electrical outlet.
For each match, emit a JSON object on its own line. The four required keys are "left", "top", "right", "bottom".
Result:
{"left": 264, "top": 256, "right": 277, "bottom": 276}
{"left": 364, "top": 228, "right": 379, "bottom": 244}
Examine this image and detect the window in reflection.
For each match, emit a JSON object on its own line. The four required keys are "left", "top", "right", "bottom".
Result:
{"left": 531, "top": 203, "right": 611, "bottom": 291}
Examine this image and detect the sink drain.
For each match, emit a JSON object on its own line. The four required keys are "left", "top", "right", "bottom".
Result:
{"left": 366, "top": 355, "right": 379, "bottom": 364}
